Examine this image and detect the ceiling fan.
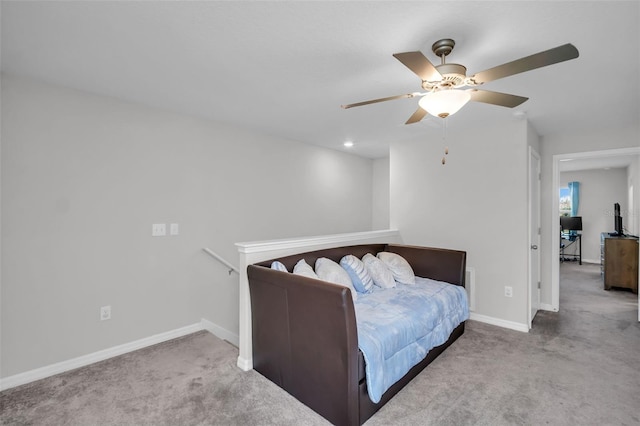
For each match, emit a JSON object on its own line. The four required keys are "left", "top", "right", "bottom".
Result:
{"left": 341, "top": 39, "right": 579, "bottom": 124}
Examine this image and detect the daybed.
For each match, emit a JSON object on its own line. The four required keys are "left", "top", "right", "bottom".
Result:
{"left": 247, "top": 243, "right": 467, "bottom": 426}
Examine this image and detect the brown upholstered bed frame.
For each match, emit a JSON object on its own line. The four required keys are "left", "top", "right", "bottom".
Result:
{"left": 247, "top": 244, "right": 466, "bottom": 426}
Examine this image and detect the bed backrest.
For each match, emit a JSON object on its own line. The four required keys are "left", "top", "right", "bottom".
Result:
{"left": 256, "top": 243, "right": 466, "bottom": 287}
{"left": 255, "top": 243, "right": 387, "bottom": 272}
{"left": 385, "top": 244, "right": 466, "bottom": 287}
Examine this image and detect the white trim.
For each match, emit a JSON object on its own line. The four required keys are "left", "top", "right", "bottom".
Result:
{"left": 200, "top": 318, "right": 239, "bottom": 347}
{"left": 237, "top": 356, "right": 252, "bottom": 372}
{"left": 0, "top": 322, "right": 203, "bottom": 391}
{"left": 528, "top": 147, "right": 541, "bottom": 328}
{"left": 469, "top": 313, "right": 530, "bottom": 333}
{"left": 552, "top": 154, "right": 561, "bottom": 311}
{"left": 539, "top": 303, "right": 557, "bottom": 312}
{"left": 236, "top": 229, "right": 400, "bottom": 254}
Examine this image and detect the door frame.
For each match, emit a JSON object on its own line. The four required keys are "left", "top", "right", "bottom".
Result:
{"left": 528, "top": 147, "right": 541, "bottom": 328}
{"left": 550, "top": 146, "right": 640, "bottom": 312}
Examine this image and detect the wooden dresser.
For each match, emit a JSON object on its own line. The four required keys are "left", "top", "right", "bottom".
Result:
{"left": 601, "top": 233, "right": 639, "bottom": 293}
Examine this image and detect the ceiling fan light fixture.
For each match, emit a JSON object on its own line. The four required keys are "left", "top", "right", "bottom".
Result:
{"left": 418, "top": 89, "right": 471, "bottom": 118}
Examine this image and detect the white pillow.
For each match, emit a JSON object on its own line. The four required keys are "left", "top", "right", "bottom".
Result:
{"left": 315, "top": 257, "right": 358, "bottom": 301}
{"left": 377, "top": 252, "right": 416, "bottom": 285}
{"left": 270, "top": 261, "right": 288, "bottom": 272}
{"left": 362, "top": 253, "right": 396, "bottom": 289}
{"left": 340, "top": 255, "right": 374, "bottom": 294}
{"left": 293, "top": 259, "right": 318, "bottom": 279}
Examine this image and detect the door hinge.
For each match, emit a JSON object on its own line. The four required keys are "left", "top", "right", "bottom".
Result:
{"left": 538, "top": 281, "right": 541, "bottom": 289}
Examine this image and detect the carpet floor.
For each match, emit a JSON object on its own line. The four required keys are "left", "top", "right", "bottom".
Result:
{"left": 1, "top": 262, "right": 638, "bottom": 425}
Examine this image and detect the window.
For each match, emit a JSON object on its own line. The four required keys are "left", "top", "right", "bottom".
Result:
{"left": 559, "top": 187, "right": 571, "bottom": 216}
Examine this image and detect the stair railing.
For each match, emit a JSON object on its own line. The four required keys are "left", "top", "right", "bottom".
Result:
{"left": 203, "top": 248, "right": 239, "bottom": 275}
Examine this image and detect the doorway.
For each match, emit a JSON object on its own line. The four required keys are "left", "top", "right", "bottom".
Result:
{"left": 550, "top": 147, "right": 640, "bottom": 318}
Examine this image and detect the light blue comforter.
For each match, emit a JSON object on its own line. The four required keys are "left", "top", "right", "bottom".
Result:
{"left": 354, "top": 277, "right": 469, "bottom": 403}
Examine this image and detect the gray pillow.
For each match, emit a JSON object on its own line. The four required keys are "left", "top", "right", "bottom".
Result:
{"left": 270, "top": 261, "right": 288, "bottom": 272}
{"left": 315, "top": 257, "right": 358, "bottom": 301}
{"left": 362, "top": 253, "right": 396, "bottom": 289}
{"left": 377, "top": 252, "right": 416, "bottom": 285}
{"left": 293, "top": 259, "right": 318, "bottom": 279}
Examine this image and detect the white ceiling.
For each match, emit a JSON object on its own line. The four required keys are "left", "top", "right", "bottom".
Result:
{"left": 2, "top": 1, "right": 639, "bottom": 159}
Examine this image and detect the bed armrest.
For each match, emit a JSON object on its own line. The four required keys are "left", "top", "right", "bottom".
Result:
{"left": 247, "top": 265, "right": 359, "bottom": 426}
{"left": 385, "top": 244, "right": 466, "bottom": 287}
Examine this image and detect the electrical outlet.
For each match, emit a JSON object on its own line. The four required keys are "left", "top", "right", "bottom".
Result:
{"left": 100, "top": 305, "right": 111, "bottom": 321}
{"left": 169, "top": 223, "right": 179, "bottom": 236}
{"left": 504, "top": 286, "right": 513, "bottom": 298}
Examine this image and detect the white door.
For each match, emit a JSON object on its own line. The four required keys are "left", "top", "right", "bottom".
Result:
{"left": 529, "top": 148, "right": 541, "bottom": 328}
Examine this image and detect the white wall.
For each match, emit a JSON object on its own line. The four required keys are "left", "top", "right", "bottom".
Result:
{"left": 539, "top": 125, "right": 640, "bottom": 306}
{"left": 390, "top": 120, "right": 530, "bottom": 328}
{"left": 372, "top": 157, "right": 390, "bottom": 230}
{"left": 0, "top": 74, "right": 374, "bottom": 378}
{"left": 560, "top": 168, "right": 628, "bottom": 262}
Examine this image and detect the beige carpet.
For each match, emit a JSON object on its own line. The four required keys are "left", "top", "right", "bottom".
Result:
{"left": 1, "top": 262, "right": 638, "bottom": 425}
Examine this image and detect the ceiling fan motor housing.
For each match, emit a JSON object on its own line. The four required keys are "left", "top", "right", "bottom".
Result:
{"left": 422, "top": 63, "right": 467, "bottom": 90}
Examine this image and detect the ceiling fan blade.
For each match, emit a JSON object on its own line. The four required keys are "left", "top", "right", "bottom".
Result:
{"left": 405, "top": 107, "right": 428, "bottom": 124}
{"left": 341, "top": 93, "right": 417, "bottom": 109}
{"left": 393, "top": 51, "right": 443, "bottom": 82}
{"left": 470, "top": 43, "right": 579, "bottom": 84}
{"left": 469, "top": 89, "right": 528, "bottom": 108}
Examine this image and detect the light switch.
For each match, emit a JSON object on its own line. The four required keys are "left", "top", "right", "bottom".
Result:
{"left": 170, "top": 223, "right": 179, "bottom": 236}
{"left": 152, "top": 223, "right": 166, "bottom": 236}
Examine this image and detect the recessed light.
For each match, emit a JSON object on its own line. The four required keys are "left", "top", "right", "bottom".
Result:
{"left": 343, "top": 141, "right": 354, "bottom": 148}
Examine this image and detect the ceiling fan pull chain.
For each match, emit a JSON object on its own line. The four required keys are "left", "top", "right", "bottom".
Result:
{"left": 441, "top": 117, "right": 449, "bottom": 165}
{"left": 442, "top": 116, "right": 447, "bottom": 140}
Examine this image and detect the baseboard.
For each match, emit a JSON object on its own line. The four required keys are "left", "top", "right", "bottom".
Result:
{"left": 0, "top": 319, "right": 237, "bottom": 392}
{"left": 539, "top": 303, "right": 557, "bottom": 312}
{"left": 200, "top": 318, "right": 239, "bottom": 348}
{"left": 469, "top": 312, "right": 529, "bottom": 333}
{"left": 237, "top": 356, "right": 252, "bottom": 372}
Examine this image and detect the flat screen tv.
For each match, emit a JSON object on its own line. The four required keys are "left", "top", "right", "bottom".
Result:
{"left": 614, "top": 202, "right": 623, "bottom": 236}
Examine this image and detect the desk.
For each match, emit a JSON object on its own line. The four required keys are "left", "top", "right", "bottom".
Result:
{"left": 560, "top": 234, "right": 581, "bottom": 265}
